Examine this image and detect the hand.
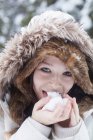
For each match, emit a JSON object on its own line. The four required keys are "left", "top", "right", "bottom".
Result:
{"left": 69, "top": 97, "right": 80, "bottom": 127}
{"left": 58, "top": 94, "right": 80, "bottom": 127}
{"left": 31, "top": 96, "right": 72, "bottom": 125}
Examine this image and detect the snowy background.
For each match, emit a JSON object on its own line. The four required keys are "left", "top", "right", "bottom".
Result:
{"left": 0, "top": 0, "right": 93, "bottom": 48}
{"left": 0, "top": 0, "right": 93, "bottom": 139}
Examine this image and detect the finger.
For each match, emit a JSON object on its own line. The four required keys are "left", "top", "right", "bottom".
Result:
{"left": 72, "top": 98, "right": 80, "bottom": 123}
{"left": 34, "top": 97, "right": 51, "bottom": 111}
{"left": 53, "top": 103, "right": 64, "bottom": 118}
{"left": 70, "top": 108, "right": 77, "bottom": 126}
{"left": 63, "top": 94, "right": 73, "bottom": 102}
{"left": 59, "top": 101, "right": 72, "bottom": 121}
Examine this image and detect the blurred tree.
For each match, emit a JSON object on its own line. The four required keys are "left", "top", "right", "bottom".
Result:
{"left": 0, "top": 0, "right": 93, "bottom": 49}
{"left": 47, "top": 0, "right": 57, "bottom": 6}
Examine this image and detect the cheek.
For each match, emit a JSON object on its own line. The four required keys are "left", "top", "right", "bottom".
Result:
{"left": 33, "top": 71, "right": 46, "bottom": 91}
{"left": 33, "top": 70, "right": 49, "bottom": 84}
{"left": 64, "top": 78, "right": 74, "bottom": 92}
{"left": 33, "top": 73, "right": 42, "bottom": 99}
{"left": 33, "top": 72, "right": 40, "bottom": 89}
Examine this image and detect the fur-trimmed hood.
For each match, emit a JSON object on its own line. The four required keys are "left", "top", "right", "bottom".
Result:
{"left": 0, "top": 10, "right": 93, "bottom": 99}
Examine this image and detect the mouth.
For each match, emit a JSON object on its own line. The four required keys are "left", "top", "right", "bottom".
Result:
{"left": 42, "top": 90, "right": 62, "bottom": 97}
{"left": 42, "top": 90, "right": 48, "bottom": 97}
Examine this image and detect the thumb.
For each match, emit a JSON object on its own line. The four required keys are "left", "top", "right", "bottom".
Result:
{"left": 34, "top": 97, "right": 51, "bottom": 111}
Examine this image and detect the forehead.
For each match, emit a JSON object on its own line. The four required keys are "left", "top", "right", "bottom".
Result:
{"left": 43, "top": 55, "right": 64, "bottom": 63}
{"left": 40, "top": 55, "right": 69, "bottom": 69}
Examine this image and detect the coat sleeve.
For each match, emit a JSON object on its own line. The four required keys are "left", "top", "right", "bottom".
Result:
{"left": 9, "top": 117, "right": 52, "bottom": 140}
{"left": 83, "top": 110, "right": 93, "bottom": 140}
{"left": 0, "top": 99, "right": 52, "bottom": 140}
{"left": 9, "top": 117, "right": 90, "bottom": 140}
{"left": 0, "top": 116, "right": 5, "bottom": 140}
{"left": 51, "top": 118, "right": 90, "bottom": 140}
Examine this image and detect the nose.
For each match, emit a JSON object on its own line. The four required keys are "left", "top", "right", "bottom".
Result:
{"left": 48, "top": 75, "right": 65, "bottom": 94}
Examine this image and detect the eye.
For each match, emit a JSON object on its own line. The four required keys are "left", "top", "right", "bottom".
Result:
{"left": 63, "top": 71, "right": 72, "bottom": 77}
{"left": 40, "top": 67, "right": 51, "bottom": 73}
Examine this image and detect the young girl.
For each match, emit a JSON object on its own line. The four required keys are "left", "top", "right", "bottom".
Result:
{"left": 0, "top": 10, "right": 93, "bottom": 140}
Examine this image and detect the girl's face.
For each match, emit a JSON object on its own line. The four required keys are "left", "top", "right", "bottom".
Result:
{"left": 33, "top": 55, "right": 74, "bottom": 99}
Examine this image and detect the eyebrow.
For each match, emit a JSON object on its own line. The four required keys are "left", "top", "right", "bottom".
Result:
{"left": 41, "top": 61, "right": 53, "bottom": 66}
{"left": 40, "top": 61, "right": 70, "bottom": 71}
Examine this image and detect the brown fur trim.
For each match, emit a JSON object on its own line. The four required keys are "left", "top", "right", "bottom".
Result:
{"left": 79, "top": 96, "right": 93, "bottom": 117}
{"left": 0, "top": 11, "right": 93, "bottom": 99}
{"left": 14, "top": 38, "right": 93, "bottom": 96}
{"left": 8, "top": 38, "right": 93, "bottom": 124}
{"left": 0, "top": 11, "right": 93, "bottom": 125}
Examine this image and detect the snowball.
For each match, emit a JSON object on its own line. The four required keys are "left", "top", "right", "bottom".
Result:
{"left": 42, "top": 91, "right": 68, "bottom": 111}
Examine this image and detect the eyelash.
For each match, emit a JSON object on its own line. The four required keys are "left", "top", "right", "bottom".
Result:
{"left": 40, "top": 67, "right": 51, "bottom": 73}
{"left": 40, "top": 67, "right": 72, "bottom": 77}
{"left": 63, "top": 71, "right": 72, "bottom": 77}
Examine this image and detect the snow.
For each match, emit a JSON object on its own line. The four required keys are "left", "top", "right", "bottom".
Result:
{"left": 15, "top": 14, "right": 24, "bottom": 25}
{"left": 80, "top": 0, "right": 93, "bottom": 29}
{"left": 80, "top": 15, "right": 92, "bottom": 29}
{"left": 0, "top": 0, "right": 93, "bottom": 47}
{"left": 0, "top": 36, "right": 6, "bottom": 44}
